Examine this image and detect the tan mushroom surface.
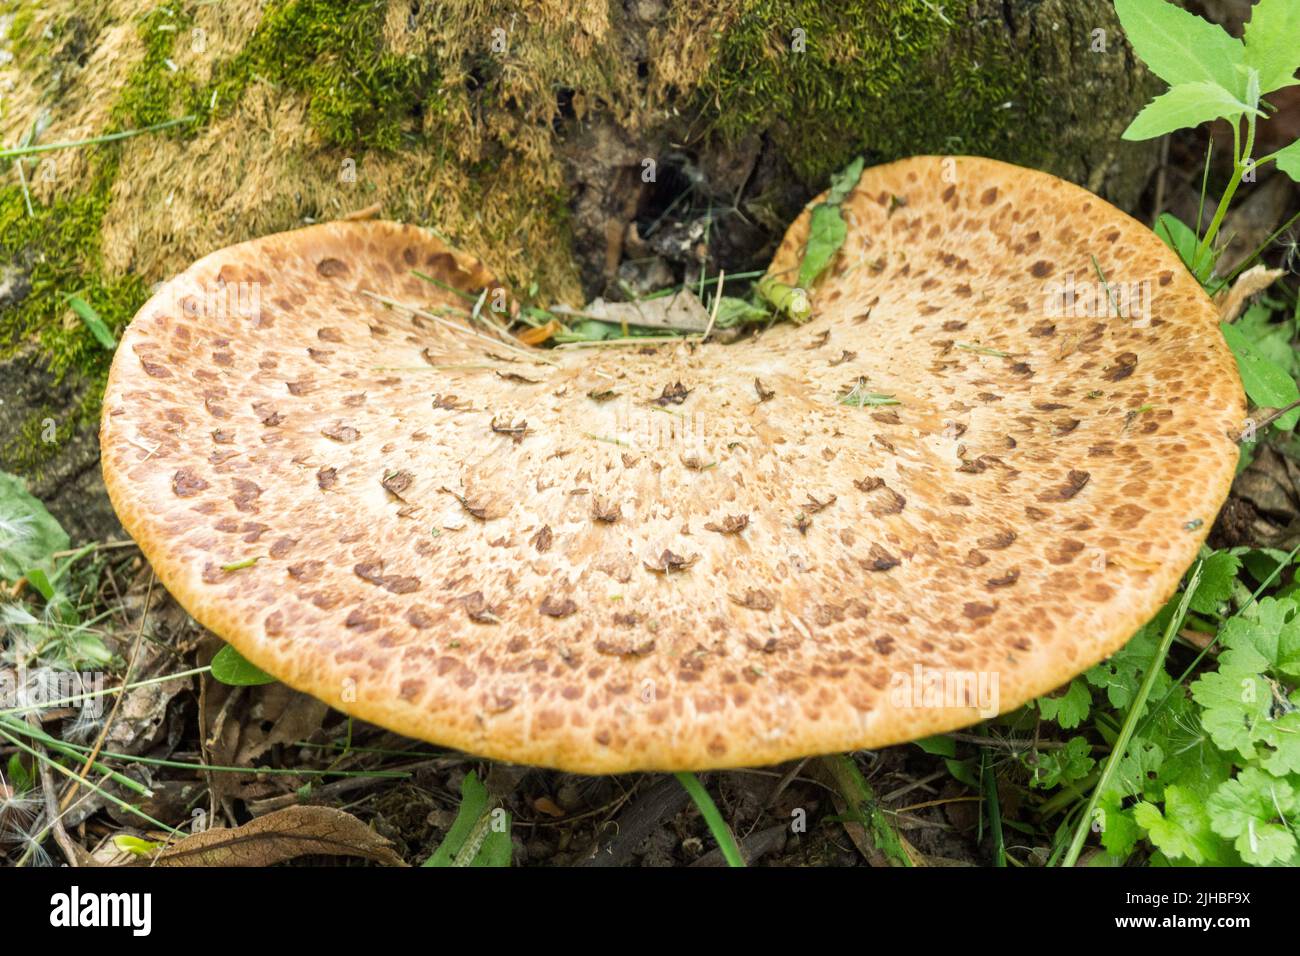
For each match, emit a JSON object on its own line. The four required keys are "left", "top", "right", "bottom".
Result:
{"left": 101, "top": 156, "right": 1244, "bottom": 773}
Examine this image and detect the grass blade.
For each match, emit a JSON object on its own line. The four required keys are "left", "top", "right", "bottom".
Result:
{"left": 0, "top": 116, "right": 196, "bottom": 160}
{"left": 66, "top": 296, "right": 117, "bottom": 349}
{"left": 1060, "top": 560, "right": 1203, "bottom": 866}
{"left": 674, "top": 771, "right": 745, "bottom": 867}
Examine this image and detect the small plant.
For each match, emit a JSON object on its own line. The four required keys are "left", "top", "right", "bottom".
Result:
{"left": 1118, "top": 0, "right": 1300, "bottom": 287}
{"left": 976, "top": 545, "right": 1300, "bottom": 866}
{"left": 423, "top": 771, "right": 513, "bottom": 867}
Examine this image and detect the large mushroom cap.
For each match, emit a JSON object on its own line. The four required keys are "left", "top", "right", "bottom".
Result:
{"left": 101, "top": 156, "right": 1244, "bottom": 773}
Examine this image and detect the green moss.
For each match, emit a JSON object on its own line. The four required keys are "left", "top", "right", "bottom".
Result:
{"left": 0, "top": 5, "right": 202, "bottom": 477}
{"left": 114, "top": 6, "right": 204, "bottom": 127}
{"left": 211, "top": 0, "right": 441, "bottom": 151}
{"left": 6, "top": 3, "right": 34, "bottom": 50}
{"left": 0, "top": 161, "right": 151, "bottom": 474}
{"left": 699, "top": 0, "right": 1036, "bottom": 184}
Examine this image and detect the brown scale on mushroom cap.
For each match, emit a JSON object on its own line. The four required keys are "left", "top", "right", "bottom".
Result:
{"left": 100, "top": 157, "right": 1244, "bottom": 773}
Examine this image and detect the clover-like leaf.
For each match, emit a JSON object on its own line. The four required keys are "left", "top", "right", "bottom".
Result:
{"left": 1189, "top": 549, "right": 1242, "bottom": 616}
{"left": 1096, "top": 794, "right": 1141, "bottom": 858}
{"left": 1190, "top": 669, "right": 1273, "bottom": 759}
{"left": 1133, "top": 785, "right": 1233, "bottom": 864}
{"left": 1206, "top": 768, "right": 1297, "bottom": 865}
{"left": 1036, "top": 678, "right": 1091, "bottom": 729}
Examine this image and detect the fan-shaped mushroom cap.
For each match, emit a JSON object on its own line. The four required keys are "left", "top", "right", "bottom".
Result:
{"left": 101, "top": 157, "right": 1244, "bottom": 772}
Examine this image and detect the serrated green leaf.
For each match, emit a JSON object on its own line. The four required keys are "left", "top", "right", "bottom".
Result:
{"left": 1029, "top": 736, "right": 1095, "bottom": 789}
{"left": 1243, "top": 0, "right": 1300, "bottom": 94}
{"left": 1220, "top": 321, "right": 1300, "bottom": 428}
{"left": 1190, "top": 669, "right": 1273, "bottom": 759}
{"left": 210, "top": 644, "right": 277, "bottom": 686}
{"left": 1133, "top": 786, "right": 1233, "bottom": 864}
{"left": 1206, "top": 768, "right": 1297, "bottom": 865}
{"left": 1217, "top": 596, "right": 1300, "bottom": 677}
{"left": 0, "top": 470, "right": 70, "bottom": 583}
{"left": 1115, "top": 0, "right": 1248, "bottom": 98}
{"left": 1258, "top": 712, "right": 1300, "bottom": 776}
{"left": 1218, "top": 598, "right": 1288, "bottom": 672}
{"left": 1106, "top": 738, "right": 1165, "bottom": 801}
{"left": 1036, "top": 678, "right": 1091, "bottom": 729}
{"left": 1274, "top": 139, "right": 1300, "bottom": 184}
{"left": 1189, "top": 550, "right": 1242, "bottom": 615}
{"left": 1122, "top": 81, "right": 1256, "bottom": 140}
{"left": 1154, "top": 695, "right": 1234, "bottom": 797}
{"left": 1086, "top": 622, "right": 1168, "bottom": 713}
{"left": 1096, "top": 794, "right": 1141, "bottom": 858}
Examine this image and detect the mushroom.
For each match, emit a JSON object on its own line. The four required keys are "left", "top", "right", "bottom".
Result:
{"left": 100, "top": 157, "right": 1244, "bottom": 773}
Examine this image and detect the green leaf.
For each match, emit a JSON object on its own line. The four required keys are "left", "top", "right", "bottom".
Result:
{"left": 1086, "top": 621, "right": 1169, "bottom": 713}
{"left": 712, "top": 296, "right": 771, "bottom": 328}
{"left": 1096, "top": 794, "right": 1141, "bottom": 858}
{"left": 1036, "top": 678, "right": 1091, "bottom": 729}
{"left": 798, "top": 203, "right": 848, "bottom": 288}
{"left": 1258, "top": 712, "right": 1300, "bottom": 777}
{"left": 1274, "top": 139, "right": 1300, "bottom": 184}
{"left": 1219, "top": 321, "right": 1300, "bottom": 429}
{"left": 945, "top": 757, "right": 979, "bottom": 789}
{"left": 1122, "top": 81, "right": 1256, "bottom": 141}
{"left": 62, "top": 629, "right": 113, "bottom": 668}
{"left": 0, "top": 470, "right": 70, "bottom": 583}
{"left": 1134, "top": 786, "right": 1234, "bottom": 864}
{"left": 1029, "top": 736, "right": 1095, "bottom": 789}
{"left": 210, "top": 644, "right": 277, "bottom": 686}
{"left": 424, "top": 771, "right": 512, "bottom": 867}
{"left": 1191, "top": 669, "right": 1273, "bottom": 759}
{"left": 1154, "top": 213, "right": 1214, "bottom": 284}
{"left": 1242, "top": 0, "right": 1300, "bottom": 94}
{"left": 1215, "top": 596, "right": 1300, "bottom": 677}
{"left": 6, "top": 754, "right": 32, "bottom": 794}
{"left": 1154, "top": 694, "right": 1234, "bottom": 797}
{"left": 794, "top": 156, "right": 864, "bottom": 290}
{"left": 66, "top": 295, "right": 117, "bottom": 350}
{"left": 824, "top": 155, "right": 865, "bottom": 205}
{"left": 1106, "top": 738, "right": 1165, "bottom": 801}
{"left": 24, "top": 566, "right": 55, "bottom": 601}
{"left": 1114, "top": 0, "right": 1248, "bottom": 98}
{"left": 1189, "top": 550, "right": 1242, "bottom": 615}
{"left": 113, "top": 834, "right": 165, "bottom": 857}
{"left": 1206, "top": 768, "right": 1297, "bottom": 865}
{"left": 1235, "top": 304, "right": 1298, "bottom": 378}
{"left": 914, "top": 735, "right": 956, "bottom": 757}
